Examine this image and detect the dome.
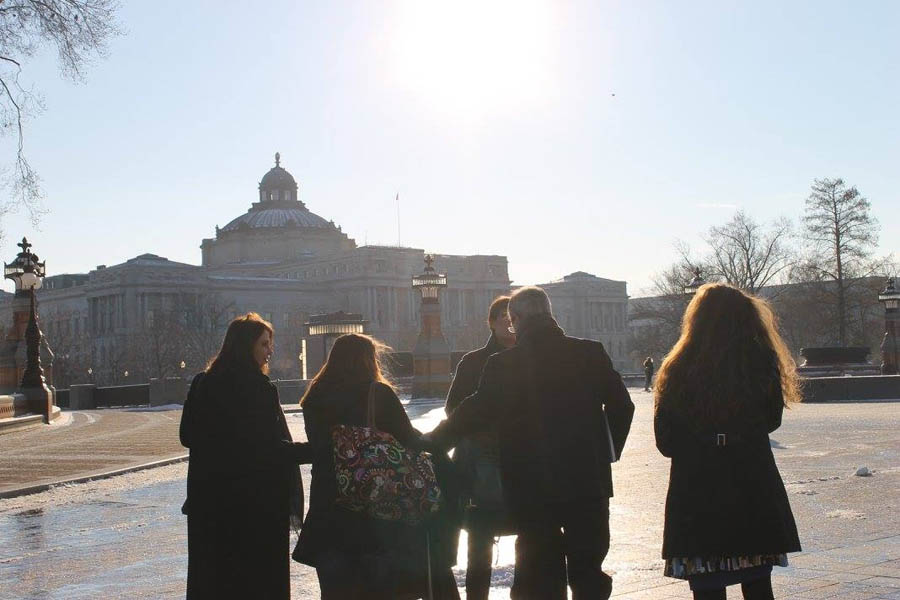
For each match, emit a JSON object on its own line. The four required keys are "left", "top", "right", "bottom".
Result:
{"left": 260, "top": 152, "right": 297, "bottom": 191}
{"left": 221, "top": 207, "right": 331, "bottom": 232}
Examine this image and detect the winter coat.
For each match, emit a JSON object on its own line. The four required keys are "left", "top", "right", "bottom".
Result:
{"left": 431, "top": 313, "right": 635, "bottom": 524}
{"left": 294, "top": 379, "right": 461, "bottom": 598}
{"left": 445, "top": 333, "right": 513, "bottom": 533}
{"left": 446, "top": 333, "right": 506, "bottom": 414}
{"left": 180, "top": 368, "right": 312, "bottom": 600}
{"left": 655, "top": 374, "right": 802, "bottom": 559}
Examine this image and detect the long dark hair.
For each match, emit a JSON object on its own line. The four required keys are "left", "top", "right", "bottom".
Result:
{"left": 206, "top": 312, "right": 274, "bottom": 376}
{"left": 654, "top": 283, "right": 801, "bottom": 424}
{"left": 300, "top": 333, "right": 393, "bottom": 406}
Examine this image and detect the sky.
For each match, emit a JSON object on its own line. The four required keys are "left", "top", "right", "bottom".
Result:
{"left": 1, "top": 0, "right": 898, "bottom": 296}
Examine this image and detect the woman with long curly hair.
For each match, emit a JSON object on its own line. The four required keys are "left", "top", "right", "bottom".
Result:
{"left": 654, "top": 283, "right": 802, "bottom": 600}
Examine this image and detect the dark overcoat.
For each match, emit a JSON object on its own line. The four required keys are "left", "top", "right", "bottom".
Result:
{"left": 655, "top": 375, "right": 802, "bottom": 559}
{"left": 180, "top": 368, "right": 312, "bottom": 600}
{"left": 446, "top": 333, "right": 505, "bottom": 415}
{"left": 445, "top": 333, "right": 511, "bottom": 534}
{"left": 294, "top": 380, "right": 460, "bottom": 598}
{"left": 432, "top": 314, "right": 635, "bottom": 524}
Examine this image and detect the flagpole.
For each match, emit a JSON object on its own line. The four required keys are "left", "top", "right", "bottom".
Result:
{"left": 396, "top": 192, "right": 401, "bottom": 247}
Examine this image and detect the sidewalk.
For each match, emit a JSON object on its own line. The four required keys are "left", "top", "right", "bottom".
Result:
{"left": 0, "top": 408, "right": 186, "bottom": 497}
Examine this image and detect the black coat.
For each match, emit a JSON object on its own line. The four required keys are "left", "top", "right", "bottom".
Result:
{"left": 293, "top": 380, "right": 420, "bottom": 564}
{"left": 294, "top": 380, "right": 460, "bottom": 598}
{"left": 655, "top": 377, "right": 801, "bottom": 559}
{"left": 180, "top": 369, "right": 312, "bottom": 600}
{"left": 432, "top": 314, "right": 635, "bottom": 523}
{"left": 445, "top": 334, "right": 511, "bottom": 533}
{"left": 446, "top": 333, "right": 505, "bottom": 415}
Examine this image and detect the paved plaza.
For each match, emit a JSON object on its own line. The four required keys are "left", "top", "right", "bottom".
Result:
{"left": 0, "top": 392, "right": 898, "bottom": 599}
{"left": 0, "top": 408, "right": 186, "bottom": 497}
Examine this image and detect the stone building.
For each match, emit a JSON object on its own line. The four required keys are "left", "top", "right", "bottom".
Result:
{"left": 538, "top": 272, "right": 630, "bottom": 370}
{"left": 0, "top": 155, "right": 631, "bottom": 386}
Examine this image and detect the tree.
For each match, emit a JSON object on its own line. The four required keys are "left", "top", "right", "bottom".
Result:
{"left": 705, "top": 211, "right": 794, "bottom": 295}
{"left": 0, "top": 1, "right": 120, "bottom": 221}
{"left": 802, "top": 178, "right": 880, "bottom": 346}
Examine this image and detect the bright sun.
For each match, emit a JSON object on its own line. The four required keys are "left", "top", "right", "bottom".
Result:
{"left": 388, "top": 0, "right": 557, "bottom": 119}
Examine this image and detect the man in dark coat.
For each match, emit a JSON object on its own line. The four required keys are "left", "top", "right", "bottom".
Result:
{"left": 445, "top": 295, "right": 516, "bottom": 600}
{"left": 429, "top": 286, "right": 635, "bottom": 600}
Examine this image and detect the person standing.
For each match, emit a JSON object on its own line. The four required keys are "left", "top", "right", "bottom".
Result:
{"left": 429, "top": 286, "right": 634, "bottom": 599}
{"left": 180, "top": 313, "right": 312, "bottom": 600}
{"left": 294, "top": 333, "right": 459, "bottom": 600}
{"left": 654, "top": 283, "right": 801, "bottom": 600}
{"left": 643, "top": 356, "right": 655, "bottom": 391}
{"left": 445, "top": 295, "right": 516, "bottom": 600}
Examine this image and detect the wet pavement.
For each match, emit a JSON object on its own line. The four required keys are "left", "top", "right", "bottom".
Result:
{"left": 1, "top": 392, "right": 899, "bottom": 599}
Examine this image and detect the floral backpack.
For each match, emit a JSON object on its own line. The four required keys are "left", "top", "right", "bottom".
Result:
{"left": 331, "top": 383, "right": 442, "bottom": 525}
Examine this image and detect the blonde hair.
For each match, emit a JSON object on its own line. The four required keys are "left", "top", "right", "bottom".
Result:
{"left": 654, "top": 283, "right": 801, "bottom": 423}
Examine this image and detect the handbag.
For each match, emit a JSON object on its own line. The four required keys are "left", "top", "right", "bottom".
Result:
{"left": 331, "top": 382, "right": 442, "bottom": 525}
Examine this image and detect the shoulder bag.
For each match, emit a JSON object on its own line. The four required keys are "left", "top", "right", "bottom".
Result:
{"left": 331, "top": 383, "right": 442, "bottom": 525}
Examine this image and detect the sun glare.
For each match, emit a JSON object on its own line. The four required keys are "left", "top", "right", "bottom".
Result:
{"left": 388, "top": 0, "right": 557, "bottom": 119}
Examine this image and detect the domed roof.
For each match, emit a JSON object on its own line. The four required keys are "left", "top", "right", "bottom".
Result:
{"left": 217, "top": 152, "right": 337, "bottom": 235}
{"left": 260, "top": 152, "right": 297, "bottom": 190}
{"left": 221, "top": 207, "right": 331, "bottom": 232}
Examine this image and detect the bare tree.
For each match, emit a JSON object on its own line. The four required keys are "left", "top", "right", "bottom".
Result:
{"left": 180, "top": 292, "right": 236, "bottom": 372}
{"left": 706, "top": 211, "right": 794, "bottom": 294}
{"left": 802, "top": 178, "right": 881, "bottom": 346}
{"left": 0, "top": 1, "right": 121, "bottom": 222}
{"left": 628, "top": 262, "right": 697, "bottom": 361}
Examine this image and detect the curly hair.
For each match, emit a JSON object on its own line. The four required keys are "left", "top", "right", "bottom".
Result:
{"left": 654, "top": 283, "right": 801, "bottom": 424}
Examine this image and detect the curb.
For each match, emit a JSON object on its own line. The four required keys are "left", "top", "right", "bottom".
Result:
{"left": 0, "top": 454, "right": 189, "bottom": 500}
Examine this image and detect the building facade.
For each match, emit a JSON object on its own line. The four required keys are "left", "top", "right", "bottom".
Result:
{"left": 0, "top": 155, "right": 631, "bottom": 386}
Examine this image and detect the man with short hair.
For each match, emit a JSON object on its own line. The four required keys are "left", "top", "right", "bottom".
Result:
{"left": 430, "top": 286, "right": 634, "bottom": 599}
{"left": 445, "top": 295, "right": 516, "bottom": 600}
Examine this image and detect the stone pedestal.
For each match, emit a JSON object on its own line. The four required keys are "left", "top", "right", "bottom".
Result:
{"left": 411, "top": 299, "right": 450, "bottom": 399}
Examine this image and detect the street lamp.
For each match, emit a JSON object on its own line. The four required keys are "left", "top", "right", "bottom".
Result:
{"left": 87, "top": 367, "right": 93, "bottom": 383}
{"left": 412, "top": 254, "right": 448, "bottom": 301}
{"left": 4, "top": 237, "right": 51, "bottom": 421}
{"left": 878, "top": 277, "right": 899, "bottom": 375}
{"left": 180, "top": 360, "right": 186, "bottom": 371}
{"left": 684, "top": 267, "right": 706, "bottom": 296}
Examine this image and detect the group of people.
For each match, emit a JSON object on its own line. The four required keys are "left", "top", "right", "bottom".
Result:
{"left": 180, "top": 283, "right": 801, "bottom": 600}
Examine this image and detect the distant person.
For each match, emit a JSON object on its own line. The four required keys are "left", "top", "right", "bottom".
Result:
{"left": 180, "top": 312, "right": 312, "bottom": 600}
{"left": 429, "top": 286, "right": 634, "bottom": 599}
{"left": 654, "top": 283, "right": 801, "bottom": 600}
{"left": 643, "top": 356, "right": 655, "bottom": 391}
{"left": 445, "top": 295, "right": 516, "bottom": 600}
{"left": 294, "top": 333, "right": 459, "bottom": 600}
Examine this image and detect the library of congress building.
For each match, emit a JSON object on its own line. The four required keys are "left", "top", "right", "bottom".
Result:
{"left": 0, "top": 155, "right": 630, "bottom": 384}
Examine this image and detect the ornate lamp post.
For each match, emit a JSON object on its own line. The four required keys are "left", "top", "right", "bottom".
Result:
{"left": 304, "top": 311, "right": 367, "bottom": 376}
{"left": 411, "top": 254, "right": 450, "bottom": 399}
{"left": 684, "top": 267, "right": 706, "bottom": 296}
{"left": 3, "top": 238, "right": 53, "bottom": 422}
{"left": 878, "top": 278, "right": 900, "bottom": 375}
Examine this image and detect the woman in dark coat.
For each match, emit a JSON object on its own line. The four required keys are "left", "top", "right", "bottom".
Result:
{"left": 654, "top": 284, "right": 801, "bottom": 600}
{"left": 180, "top": 312, "right": 312, "bottom": 600}
{"left": 293, "top": 333, "right": 459, "bottom": 600}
